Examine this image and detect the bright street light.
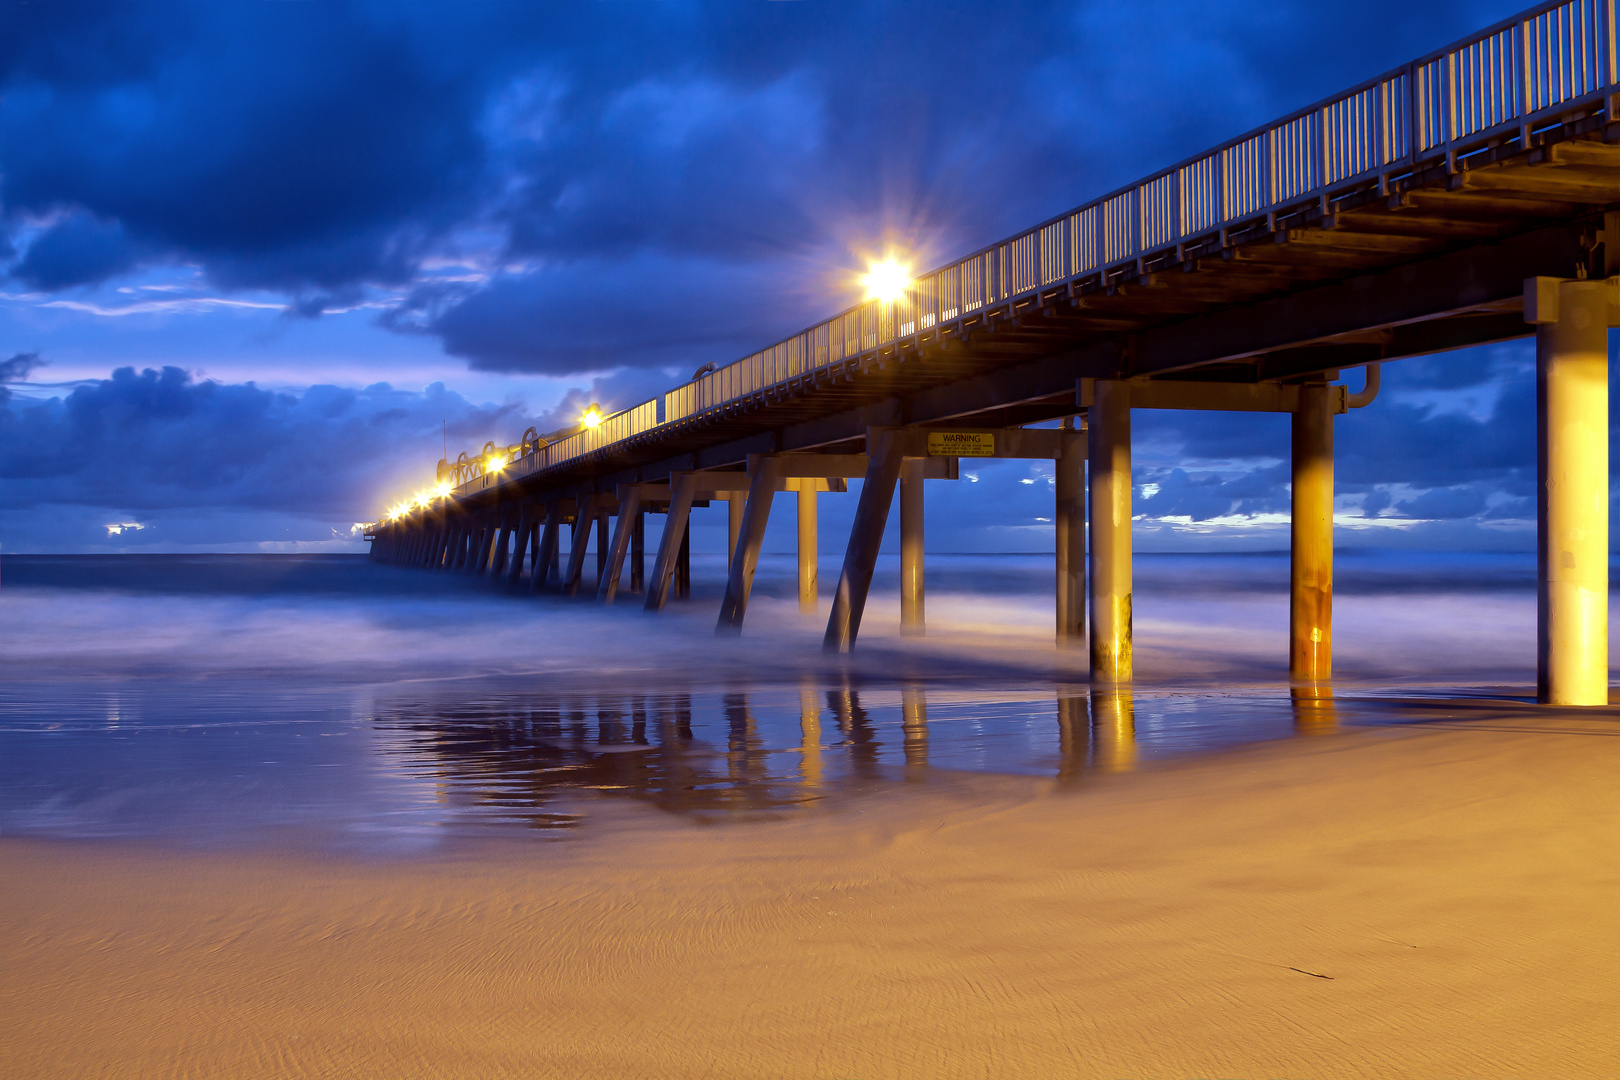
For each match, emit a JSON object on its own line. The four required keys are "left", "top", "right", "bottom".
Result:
{"left": 862, "top": 257, "right": 911, "bottom": 303}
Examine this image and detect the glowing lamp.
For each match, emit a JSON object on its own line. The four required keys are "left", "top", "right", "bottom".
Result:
{"left": 581, "top": 404, "right": 604, "bottom": 429}
{"left": 862, "top": 257, "right": 911, "bottom": 303}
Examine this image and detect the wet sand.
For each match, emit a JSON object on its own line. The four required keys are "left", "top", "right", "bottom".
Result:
{"left": 5, "top": 702, "right": 1619, "bottom": 1078}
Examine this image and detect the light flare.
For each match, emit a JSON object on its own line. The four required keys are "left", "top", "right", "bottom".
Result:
{"left": 862, "top": 257, "right": 911, "bottom": 303}
{"left": 581, "top": 404, "right": 604, "bottom": 429}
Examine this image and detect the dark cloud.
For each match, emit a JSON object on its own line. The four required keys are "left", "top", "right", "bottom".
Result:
{"left": 427, "top": 256, "right": 819, "bottom": 374}
{"left": 10, "top": 211, "right": 144, "bottom": 290}
{"left": 0, "top": 366, "right": 532, "bottom": 524}
{"left": 0, "top": 351, "right": 45, "bottom": 407}
{"left": 1, "top": 0, "right": 1520, "bottom": 364}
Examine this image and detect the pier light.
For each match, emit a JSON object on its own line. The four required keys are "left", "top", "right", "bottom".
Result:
{"left": 435, "top": 482, "right": 451, "bottom": 499}
{"left": 486, "top": 456, "right": 504, "bottom": 473}
{"left": 581, "top": 404, "right": 604, "bottom": 429}
{"left": 862, "top": 257, "right": 911, "bottom": 303}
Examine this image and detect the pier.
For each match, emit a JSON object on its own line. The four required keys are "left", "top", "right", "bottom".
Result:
{"left": 370, "top": 0, "right": 1619, "bottom": 706}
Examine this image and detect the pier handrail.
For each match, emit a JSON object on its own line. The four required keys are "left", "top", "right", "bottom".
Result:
{"left": 412, "top": 0, "right": 1615, "bottom": 515}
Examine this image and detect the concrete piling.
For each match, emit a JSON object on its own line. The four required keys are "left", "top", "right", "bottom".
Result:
{"left": 1532, "top": 278, "right": 1611, "bottom": 705}
{"left": 716, "top": 456, "right": 781, "bottom": 634}
{"left": 824, "top": 429, "right": 904, "bottom": 653}
{"left": 899, "top": 459, "right": 925, "bottom": 637}
{"left": 1088, "top": 381, "right": 1132, "bottom": 683}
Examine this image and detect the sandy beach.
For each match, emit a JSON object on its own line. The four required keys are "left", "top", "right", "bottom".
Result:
{"left": 5, "top": 699, "right": 1618, "bottom": 1078}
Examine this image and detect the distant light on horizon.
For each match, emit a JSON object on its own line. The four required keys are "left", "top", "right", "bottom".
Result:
{"left": 862, "top": 257, "right": 911, "bottom": 303}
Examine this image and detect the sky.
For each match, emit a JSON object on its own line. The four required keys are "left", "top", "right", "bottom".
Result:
{"left": 0, "top": 0, "right": 1573, "bottom": 554}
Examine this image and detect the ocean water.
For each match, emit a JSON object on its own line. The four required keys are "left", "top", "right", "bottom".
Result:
{"left": 0, "top": 550, "right": 1569, "bottom": 852}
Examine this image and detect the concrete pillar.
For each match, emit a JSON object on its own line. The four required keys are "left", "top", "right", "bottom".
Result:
{"left": 676, "top": 521, "right": 691, "bottom": 600}
{"left": 1056, "top": 423, "right": 1086, "bottom": 648}
{"left": 462, "top": 524, "right": 487, "bottom": 575}
{"left": 825, "top": 428, "right": 904, "bottom": 653}
{"left": 717, "top": 457, "right": 781, "bottom": 634}
{"left": 727, "top": 492, "right": 744, "bottom": 566}
{"left": 532, "top": 504, "right": 561, "bottom": 593}
{"left": 594, "top": 510, "right": 610, "bottom": 584}
{"left": 506, "top": 504, "right": 534, "bottom": 586}
{"left": 598, "top": 489, "right": 643, "bottom": 604}
{"left": 900, "top": 459, "right": 925, "bottom": 636}
{"left": 1537, "top": 279, "right": 1611, "bottom": 705}
{"left": 797, "top": 485, "right": 818, "bottom": 614}
{"left": 563, "top": 514, "right": 591, "bottom": 594}
{"left": 1291, "top": 383, "right": 1335, "bottom": 681}
{"left": 631, "top": 511, "right": 645, "bottom": 593}
{"left": 1088, "top": 381, "right": 1132, "bottom": 682}
{"left": 646, "top": 475, "right": 698, "bottom": 612}
{"left": 490, "top": 513, "right": 513, "bottom": 579}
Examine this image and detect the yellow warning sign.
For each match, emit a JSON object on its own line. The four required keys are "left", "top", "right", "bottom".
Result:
{"left": 927, "top": 431, "right": 995, "bottom": 457}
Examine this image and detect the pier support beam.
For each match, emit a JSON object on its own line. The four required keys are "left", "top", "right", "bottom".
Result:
{"left": 1056, "top": 422, "right": 1087, "bottom": 648}
{"left": 598, "top": 488, "right": 643, "bottom": 604}
{"left": 1088, "top": 381, "right": 1132, "bottom": 682}
{"left": 716, "top": 456, "right": 782, "bottom": 635}
{"left": 676, "top": 522, "right": 691, "bottom": 599}
{"left": 727, "top": 493, "right": 744, "bottom": 566}
{"left": 532, "top": 503, "right": 561, "bottom": 593}
{"left": 506, "top": 504, "right": 534, "bottom": 587}
{"left": 900, "top": 459, "right": 925, "bottom": 636}
{"left": 798, "top": 484, "right": 818, "bottom": 613}
{"left": 490, "top": 511, "right": 514, "bottom": 579}
{"left": 594, "top": 509, "right": 610, "bottom": 585}
{"left": 1290, "top": 382, "right": 1335, "bottom": 681}
{"left": 646, "top": 474, "right": 699, "bottom": 612}
{"left": 563, "top": 514, "right": 590, "bottom": 595}
{"left": 631, "top": 511, "right": 645, "bottom": 593}
{"left": 466, "top": 521, "right": 492, "bottom": 576}
{"left": 1526, "top": 276, "right": 1612, "bottom": 705}
{"left": 825, "top": 429, "right": 904, "bottom": 653}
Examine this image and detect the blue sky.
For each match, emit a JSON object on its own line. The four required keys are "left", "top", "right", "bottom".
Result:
{"left": 0, "top": 0, "right": 1564, "bottom": 553}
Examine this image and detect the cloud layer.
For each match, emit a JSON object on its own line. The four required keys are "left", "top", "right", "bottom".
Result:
{"left": 2, "top": 0, "right": 1519, "bottom": 374}
{"left": 0, "top": 0, "right": 1565, "bottom": 551}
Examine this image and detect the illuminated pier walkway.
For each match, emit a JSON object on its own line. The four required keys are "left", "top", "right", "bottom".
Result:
{"left": 371, "top": 0, "right": 1620, "bottom": 706}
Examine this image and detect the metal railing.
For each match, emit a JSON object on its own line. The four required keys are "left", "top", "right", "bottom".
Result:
{"left": 451, "top": 0, "right": 1617, "bottom": 498}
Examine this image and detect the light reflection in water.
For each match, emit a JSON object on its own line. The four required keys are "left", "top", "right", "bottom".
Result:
{"left": 1291, "top": 684, "right": 1340, "bottom": 734}
{"left": 366, "top": 680, "right": 1350, "bottom": 832}
{"left": 0, "top": 678, "right": 1375, "bottom": 846}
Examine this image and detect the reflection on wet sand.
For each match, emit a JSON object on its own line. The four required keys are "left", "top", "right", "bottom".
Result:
{"left": 901, "top": 685, "right": 928, "bottom": 775}
{"left": 377, "top": 682, "right": 1162, "bottom": 827}
{"left": 1089, "top": 688, "right": 1137, "bottom": 773}
{"left": 798, "top": 683, "right": 822, "bottom": 789}
{"left": 1291, "top": 684, "right": 1340, "bottom": 733}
